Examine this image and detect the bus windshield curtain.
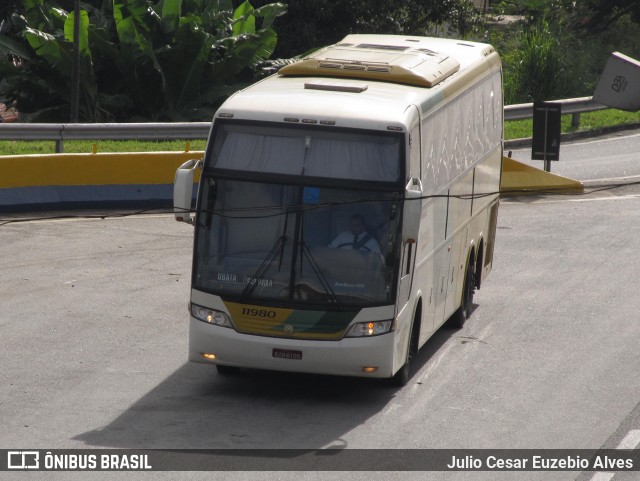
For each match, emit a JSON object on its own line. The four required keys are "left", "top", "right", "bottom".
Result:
{"left": 215, "top": 132, "right": 306, "bottom": 175}
{"left": 305, "top": 137, "right": 399, "bottom": 181}
{"left": 213, "top": 130, "right": 400, "bottom": 182}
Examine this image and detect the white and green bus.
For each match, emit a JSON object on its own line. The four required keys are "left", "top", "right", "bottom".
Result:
{"left": 174, "top": 34, "right": 503, "bottom": 385}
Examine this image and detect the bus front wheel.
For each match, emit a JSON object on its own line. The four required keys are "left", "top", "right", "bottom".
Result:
{"left": 216, "top": 365, "right": 241, "bottom": 375}
{"left": 390, "top": 308, "right": 420, "bottom": 387}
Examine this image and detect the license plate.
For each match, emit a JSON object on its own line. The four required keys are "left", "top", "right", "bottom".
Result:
{"left": 272, "top": 348, "right": 302, "bottom": 360}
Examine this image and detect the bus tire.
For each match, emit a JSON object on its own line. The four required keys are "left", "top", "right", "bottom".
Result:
{"left": 391, "top": 357, "right": 410, "bottom": 387}
{"left": 389, "top": 307, "right": 420, "bottom": 387}
{"left": 216, "top": 365, "right": 240, "bottom": 375}
{"left": 449, "top": 253, "right": 475, "bottom": 329}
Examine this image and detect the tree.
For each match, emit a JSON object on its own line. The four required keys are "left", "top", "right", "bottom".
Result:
{"left": 577, "top": 0, "right": 640, "bottom": 33}
{"left": 0, "top": 1, "right": 23, "bottom": 22}
{"left": 251, "top": 0, "right": 483, "bottom": 59}
{"left": 507, "top": 19, "right": 564, "bottom": 102}
{"left": 491, "top": 0, "right": 640, "bottom": 103}
{"left": 0, "top": 0, "right": 286, "bottom": 122}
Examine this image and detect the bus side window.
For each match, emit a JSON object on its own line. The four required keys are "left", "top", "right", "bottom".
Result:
{"left": 404, "top": 242, "right": 413, "bottom": 276}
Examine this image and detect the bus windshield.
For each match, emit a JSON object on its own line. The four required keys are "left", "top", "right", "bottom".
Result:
{"left": 205, "top": 121, "right": 402, "bottom": 183}
{"left": 193, "top": 179, "right": 402, "bottom": 308}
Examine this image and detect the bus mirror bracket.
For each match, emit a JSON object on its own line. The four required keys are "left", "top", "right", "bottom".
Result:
{"left": 403, "top": 177, "right": 423, "bottom": 243}
{"left": 174, "top": 159, "right": 202, "bottom": 224}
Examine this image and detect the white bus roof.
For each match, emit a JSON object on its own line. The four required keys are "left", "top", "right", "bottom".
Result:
{"left": 216, "top": 35, "right": 500, "bottom": 131}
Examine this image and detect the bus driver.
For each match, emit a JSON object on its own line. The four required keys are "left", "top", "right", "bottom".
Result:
{"left": 329, "top": 214, "right": 381, "bottom": 254}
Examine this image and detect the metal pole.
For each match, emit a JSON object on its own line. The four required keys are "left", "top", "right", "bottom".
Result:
{"left": 543, "top": 109, "right": 550, "bottom": 172}
{"left": 571, "top": 112, "right": 580, "bottom": 129}
{"left": 70, "top": 0, "right": 81, "bottom": 122}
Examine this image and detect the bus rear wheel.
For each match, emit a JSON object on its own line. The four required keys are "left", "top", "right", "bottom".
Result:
{"left": 449, "top": 254, "right": 475, "bottom": 329}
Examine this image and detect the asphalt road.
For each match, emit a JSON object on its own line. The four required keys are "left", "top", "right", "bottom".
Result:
{"left": 508, "top": 130, "right": 640, "bottom": 182}
{"left": 2, "top": 133, "right": 640, "bottom": 481}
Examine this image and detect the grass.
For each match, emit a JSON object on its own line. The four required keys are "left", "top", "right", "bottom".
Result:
{"left": 0, "top": 139, "right": 207, "bottom": 156}
{"left": 504, "top": 108, "right": 640, "bottom": 140}
{"left": 1, "top": 109, "right": 640, "bottom": 155}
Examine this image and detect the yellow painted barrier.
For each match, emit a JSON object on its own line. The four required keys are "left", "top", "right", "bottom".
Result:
{"left": 1, "top": 151, "right": 584, "bottom": 211}
{"left": 0, "top": 151, "right": 204, "bottom": 189}
{"left": 500, "top": 156, "right": 583, "bottom": 194}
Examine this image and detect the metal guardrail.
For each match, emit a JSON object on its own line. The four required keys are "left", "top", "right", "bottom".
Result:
{"left": 0, "top": 122, "right": 212, "bottom": 140}
{"left": 504, "top": 96, "right": 607, "bottom": 122}
{"left": 0, "top": 97, "right": 609, "bottom": 152}
{"left": 0, "top": 122, "right": 212, "bottom": 153}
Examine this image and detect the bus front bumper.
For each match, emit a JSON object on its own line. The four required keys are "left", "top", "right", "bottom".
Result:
{"left": 188, "top": 317, "right": 398, "bottom": 378}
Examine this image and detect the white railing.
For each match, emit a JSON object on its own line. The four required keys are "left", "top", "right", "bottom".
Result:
{"left": 0, "top": 97, "right": 609, "bottom": 153}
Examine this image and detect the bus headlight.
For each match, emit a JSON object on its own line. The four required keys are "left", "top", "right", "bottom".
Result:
{"left": 345, "top": 320, "right": 393, "bottom": 337}
{"left": 191, "top": 303, "right": 234, "bottom": 328}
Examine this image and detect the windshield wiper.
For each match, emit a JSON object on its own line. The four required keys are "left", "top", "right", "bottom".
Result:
{"left": 239, "top": 235, "right": 288, "bottom": 303}
{"left": 295, "top": 206, "right": 342, "bottom": 308}
{"left": 239, "top": 211, "right": 290, "bottom": 303}
{"left": 298, "top": 240, "right": 343, "bottom": 309}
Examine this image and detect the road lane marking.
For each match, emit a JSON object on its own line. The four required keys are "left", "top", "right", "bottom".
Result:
{"left": 589, "top": 473, "right": 614, "bottom": 481}
{"left": 588, "top": 429, "right": 640, "bottom": 481}
{"left": 509, "top": 131, "right": 640, "bottom": 153}
{"left": 583, "top": 174, "right": 640, "bottom": 184}
{"left": 503, "top": 192, "right": 640, "bottom": 205}
{"left": 616, "top": 429, "right": 640, "bottom": 450}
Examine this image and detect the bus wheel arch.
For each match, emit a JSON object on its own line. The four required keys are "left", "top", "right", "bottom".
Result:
{"left": 448, "top": 249, "right": 476, "bottom": 329}
{"left": 390, "top": 299, "right": 421, "bottom": 387}
{"left": 475, "top": 239, "right": 484, "bottom": 290}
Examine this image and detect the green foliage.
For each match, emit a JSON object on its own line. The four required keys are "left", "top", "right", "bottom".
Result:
{"left": 65, "top": 10, "right": 91, "bottom": 56}
{"left": 504, "top": 109, "right": 640, "bottom": 140}
{"left": 579, "top": 0, "right": 640, "bottom": 33}
{"left": 490, "top": 0, "right": 640, "bottom": 104}
{"left": 251, "top": 0, "right": 483, "bottom": 59}
{"left": 0, "top": 0, "right": 286, "bottom": 122}
{"left": 3, "top": 0, "right": 640, "bottom": 122}
{"left": 505, "top": 19, "right": 564, "bottom": 103}
{"left": 0, "top": 1, "right": 23, "bottom": 21}
{"left": 0, "top": 138, "right": 207, "bottom": 154}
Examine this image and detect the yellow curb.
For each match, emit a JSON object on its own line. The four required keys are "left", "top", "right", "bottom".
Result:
{"left": 500, "top": 156, "right": 583, "bottom": 194}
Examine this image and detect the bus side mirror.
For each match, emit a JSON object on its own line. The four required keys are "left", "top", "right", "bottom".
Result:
{"left": 403, "top": 177, "right": 423, "bottom": 243}
{"left": 174, "top": 159, "right": 202, "bottom": 224}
